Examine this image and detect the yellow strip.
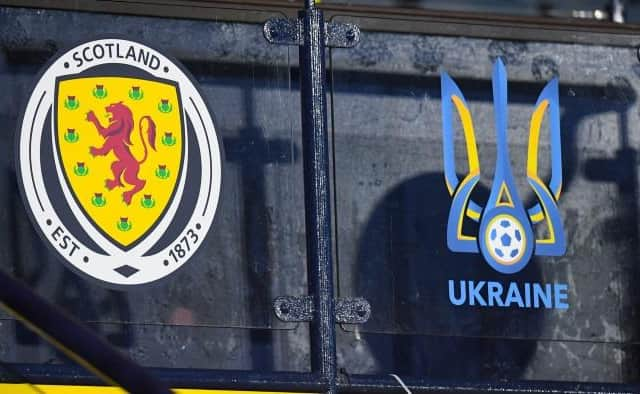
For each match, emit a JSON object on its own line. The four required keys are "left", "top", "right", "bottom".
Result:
{"left": 456, "top": 174, "right": 478, "bottom": 242}
{"left": 554, "top": 181, "right": 562, "bottom": 201}
{"left": 496, "top": 183, "right": 514, "bottom": 208}
{"left": 529, "top": 177, "right": 556, "bottom": 244}
{"left": 445, "top": 178, "right": 454, "bottom": 196}
{"left": 448, "top": 95, "right": 480, "bottom": 240}
{"left": 0, "top": 303, "right": 119, "bottom": 388}
{"left": 451, "top": 96, "right": 480, "bottom": 175}
{"left": 529, "top": 211, "right": 544, "bottom": 223}
{"left": 0, "top": 384, "right": 307, "bottom": 393}
{"left": 527, "top": 99, "right": 548, "bottom": 180}
{"left": 0, "top": 308, "right": 310, "bottom": 394}
{"left": 527, "top": 99, "right": 559, "bottom": 242}
{"left": 465, "top": 207, "right": 480, "bottom": 221}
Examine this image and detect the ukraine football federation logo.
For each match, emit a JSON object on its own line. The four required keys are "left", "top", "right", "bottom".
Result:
{"left": 441, "top": 59, "right": 565, "bottom": 274}
{"left": 16, "top": 38, "right": 223, "bottom": 286}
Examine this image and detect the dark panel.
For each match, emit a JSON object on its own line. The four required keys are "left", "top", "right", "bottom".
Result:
{"left": 0, "top": 6, "right": 309, "bottom": 372}
{"left": 331, "top": 28, "right": 640, "bottom": 383}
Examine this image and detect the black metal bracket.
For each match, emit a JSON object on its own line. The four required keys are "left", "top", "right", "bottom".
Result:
{"left": 263, "top": 17, "right": 360, "bottom": 48}
{"left": 335, "top": 297, "right": 370, "bottom": 324}
{"left": 273, "top": 296, "right": 370, "bottom": 324}
{"left": 273, "top": 296, "right": 314, "bottom": 322}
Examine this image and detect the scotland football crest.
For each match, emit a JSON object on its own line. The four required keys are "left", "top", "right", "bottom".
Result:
{"left": 16, "top": 38, "right": 223, "bottom": 286}
{"left": 441, "top": 59, "right": 565, "bottom": 274}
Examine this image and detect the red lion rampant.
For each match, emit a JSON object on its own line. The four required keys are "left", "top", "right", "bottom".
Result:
{"left": 87, "top": 102, "right": 157, "bottom": 205}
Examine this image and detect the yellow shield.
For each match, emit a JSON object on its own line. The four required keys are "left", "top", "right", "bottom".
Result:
{"left": 55, "top": 76, "right": 184, "bottom": 249}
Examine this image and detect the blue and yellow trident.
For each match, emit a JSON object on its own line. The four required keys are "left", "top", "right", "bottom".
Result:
{"left": 441, "top": 58, "right": 565, "bottom": 274}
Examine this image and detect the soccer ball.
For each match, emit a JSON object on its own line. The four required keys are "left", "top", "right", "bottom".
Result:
{"left": 486, "top": 215, "right": 525, "bottom": 265}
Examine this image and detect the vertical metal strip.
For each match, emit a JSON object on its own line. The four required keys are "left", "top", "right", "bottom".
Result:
{"left": 298, "top": 3, "right": 337, "bottom": 394}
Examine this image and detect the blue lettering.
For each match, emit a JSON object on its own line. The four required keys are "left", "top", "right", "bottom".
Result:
{"left": 487, "top": 282, "right": 504, "bottom": 307}
{"left": 555, "top": 283, "right": 569, "bottom": 309}
{"left": 533, "top": 283, "right": 552, "bottom": 308}
{"left": 448, "top": 280, "right": 569, "bottom": 309}
{"left": 448, "top": 280, "right": 466, "bottom": 306}
{"left": 468, "top": 281, "right": 487, "bottom": 306}
{"left": 524, "top": 282, "right": 532, "bottom": 308}
{"left": 505, "top": 282, "right": 525, "bottom": 307}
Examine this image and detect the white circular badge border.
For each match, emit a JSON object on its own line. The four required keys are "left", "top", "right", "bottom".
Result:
{"left": 17, "top": 39, "right": 222, "bottom": 286}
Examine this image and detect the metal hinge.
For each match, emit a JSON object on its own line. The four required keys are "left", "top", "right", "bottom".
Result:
{"left": 273, "top": 296, "right": 370, "bottom": 324}
{"left": 335, "top": 297, "right": 371, "bottom": 324}
{"left": 263, "top": 17, "right": 360, "bottom": 48}
{"left": 273, "top": 296, "right": 314, "bottom": 322}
